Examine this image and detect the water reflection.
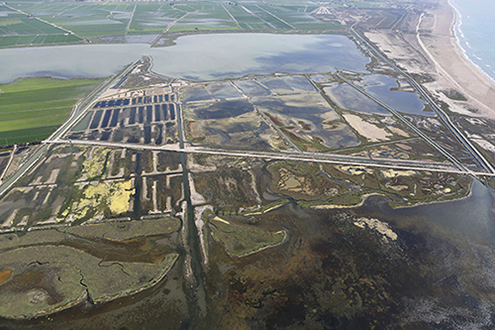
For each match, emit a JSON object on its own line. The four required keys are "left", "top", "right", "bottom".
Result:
{"left": 358, "top": 75, "right": 429, "bottom": 116}
{"left": 0, "top": 34, "right": 370, "bottom": 83}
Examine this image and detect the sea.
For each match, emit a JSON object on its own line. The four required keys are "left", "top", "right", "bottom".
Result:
{"left": 450, "top": 0, "right": 495, "bottom": 84}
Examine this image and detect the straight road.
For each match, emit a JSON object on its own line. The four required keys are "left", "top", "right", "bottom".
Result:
{"left": 0, "top": 59, "right": 142, "bottom": 198}
{"left": 43, "top": 139, "right": 493, "bottom": 177}
{"left": 0, "top": 145, "right": 17, "bottom": 183}
{"left": 350, "top": 27, "right": 495, "bottom": 174}
{"left": 3, "top": 4, "right": 86, "bottom": 42}
{"left": 336, "top": 73, "right": 470, "bottom": 173}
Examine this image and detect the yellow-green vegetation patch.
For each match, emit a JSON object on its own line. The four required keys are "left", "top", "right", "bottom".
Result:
{"left": 209, "top": 216, "right": 286, "bottom": 258}
{"left": 64, "top": 217, "right": 181, "bottom": 241}
{"left": 58, "top": 179, "right": 134, "bottom": 223}
{"left": 81, "top": 147, "right": 111, "bottom": 180}
{"left": 108, "top": 180, "right": 133, "bottom": 214}
{"left": 0, "top": 245, "right": 178, "bottom": 319}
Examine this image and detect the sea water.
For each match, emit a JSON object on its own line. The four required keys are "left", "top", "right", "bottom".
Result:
{"left": 450, "top": 0, "right": 495, "bottom": 83}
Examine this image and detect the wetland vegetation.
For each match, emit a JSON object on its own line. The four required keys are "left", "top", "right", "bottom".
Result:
{"left": 2, "top": 2, "right": 495, "bottom": 327}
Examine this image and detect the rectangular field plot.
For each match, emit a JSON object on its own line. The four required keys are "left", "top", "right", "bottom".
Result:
{"left": 167, "top": 3, "right": 239, "bottom": 33}
{"left": 9, "top": 2, "right": 132, "bottom": 38}
{"left": 128, "top": 3, "right": 184, "bottom": 34}
{"left": 222, "top": 4, "right": 273, "bottom": 30}
{"left": 0, "top": 77, "right": 103, "bottom": 146}
{"left": 0, "top": 4, "right": 83, "bottom": 47}
{"left": 3, "top": 0, "right": 345, "bottom": 44}
{"left": 66, "top": 88, "right": 180, "bottom": 146}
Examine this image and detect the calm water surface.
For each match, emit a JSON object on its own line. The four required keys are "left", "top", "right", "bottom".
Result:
{"left": 0, "top": 34, "right": 369, "bottom": 83}
{"left": 2, "top": 32, "right": 495, "bottom": 329}
{"left": 358, "top": 75, "right": 429, "bottom": 116}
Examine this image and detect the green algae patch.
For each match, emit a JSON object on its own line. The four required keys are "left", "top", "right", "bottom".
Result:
{"left": 0, "top": 245, "right": 179, "bottom": 319}
{"left": 209, "top": 216, "right": 286, "bottom": 258}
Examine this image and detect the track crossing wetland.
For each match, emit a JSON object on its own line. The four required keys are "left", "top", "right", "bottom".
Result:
{"left": 2, "top": 18, "right": 495, "bottom": 328}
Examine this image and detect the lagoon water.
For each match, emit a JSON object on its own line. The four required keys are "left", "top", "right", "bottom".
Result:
{"left": 0, "top": 34, "right": 369, "bottom": 83}
{"left": 358, "top": 75, "right": 429, "bottom": 116}
{"left": 2, "top": 31, "right": 495, "bottom": 329}
{"left": 451, "top": 0, "right": 495, "bottom": 83}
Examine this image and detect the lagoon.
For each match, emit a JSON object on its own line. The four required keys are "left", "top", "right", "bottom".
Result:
{"left": 0, "top": 34, "right": 369, "bottom": 83}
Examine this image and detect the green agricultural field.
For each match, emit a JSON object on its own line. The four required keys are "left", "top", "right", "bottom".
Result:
{"left": 3, "top": 0, "right": 345, "bottom": 43}
{"left": 0, "top": 4, "right": 83, "bottom": 47}
{"left": 128, "top": 3, "right": 184, "bottom": 34}
{"left": 0, "top": 77, "right": 103, "bottom": 146}
{"left": 9, "top": 2, "right": 131, "bottom": 39}
{"left": 1, "top": 0, "right": 409, "bottom": 45}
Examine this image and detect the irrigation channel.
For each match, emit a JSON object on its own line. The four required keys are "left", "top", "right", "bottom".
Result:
{"left": 177, "top": 98, "right": 209, "bottom": 326}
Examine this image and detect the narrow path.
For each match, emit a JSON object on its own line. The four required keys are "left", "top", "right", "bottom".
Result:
{"left": 54, "top": 4, "right": 83, "bottom": 18}
{"left": 125, "top": 4, "right": 137, "bottom": 36}
{"left": 0, "top": 145, "right": 16, "bottom": 183}
{"left": 336, "top": 72, "right": 469, "bottom": 173}
{"left": 42, "top": 139, "right": 491, "bottom": 177}
{"left": 3, "top": 4, "right": 86, "bottom": 41}
{"left": 150, "top": 12, "right": 191, "bottom": 47}
{"left": 255, "top": 5, "right": 295, "bottom": 29}
{"left": 222, "top": 4, "right": 242, "bottom": 29}
{"left": 351, "top": 27, "right": 495, "bottom": 174}
{"left": 176, "top": 89, "right": 208, "bottom": 325}
{"left": 240, "top": 5, "right": 275, "bottom": 29}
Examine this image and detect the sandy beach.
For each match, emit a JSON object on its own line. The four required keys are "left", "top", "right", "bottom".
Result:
{"left": 365, "top": 0, "right": 495, "bottom": 119}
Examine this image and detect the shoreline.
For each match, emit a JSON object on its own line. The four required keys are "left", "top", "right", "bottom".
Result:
{"left": 448, "top": 0, "right": 495, "bottom": 86}
{"left": 421, "top": 0, "right": 495, "bottom": 117}
{"left": 364, "top": 0, "right": 495, "bottom": 119}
